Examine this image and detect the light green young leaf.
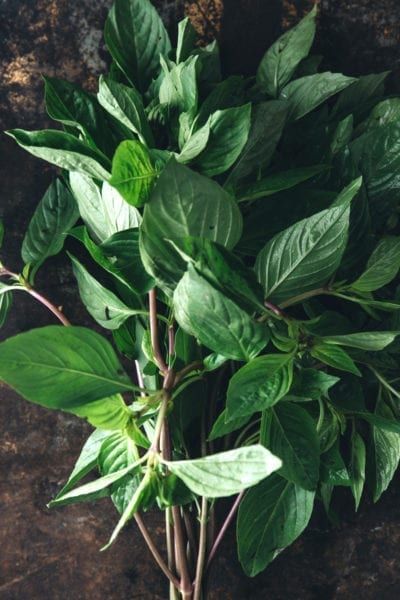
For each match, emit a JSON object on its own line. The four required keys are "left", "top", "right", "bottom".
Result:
{"left": 256, "top": 204, "right": 350, "bottom": 305}
{"left": 237, "top": 474, "right": 315, "bottom": 576}
{"left": 257, "top": 6, "right": 317, "bottom": 97}
{"left": 280, "top": 72, "right": 356, "bottom": 121}
{"left": 177, "top": 120, "right": 211, "bottom": 164}
{"left": 322, "top": 331, "right": 399, "bottom": 351}
{"left": 159, "top": 55, "right": 199, "bottom": 117}
{"left": 351, "top": 236, "right": 400, "bottom": 292}
{"left": 70, "top": 254, "right": 142, "bottom": 329}
{"left": 72, "top": 394, "right": 132, "bottom": 430}
{"left": 226, "top": 354, "right": 293, "bottom": 421}
{"left": 194, "top": 104, "right": 252, "bottom": 176}
{"left": 311, "top": 342, "right": 361, "bottom": 376}
{"left": 263, "top": 402, "right": 320, "bottom": 490}
{"left": 69, "top": 173, "right": 141, "bottom": 243}
{"left": 165, "top": 445, "right": 282, "bottom": 498}
{"left": 104, "top": 0, "right": 171, "bottom": 91}
{"left": 0, "top": 325, "right": 135, "bottom": 409}
{"left": 173, "top": 265, "right": 269, "bottom": 362}
{"left": 371, "top": 400, "right": 400, "bottom": 502}
{"left": 140, "top": 160, "right": 243, "bottom": 290}
{"left": 97, "top": 75, "right": 153, "bottom": 146}
{"left": 176, "top": 17, "right": 197, "bottom": 63}
{"left": 21, "top": 179, "right": 79, "bottom": 273}
{"left": 349, "top": 430, "right": 366, "bottom": 510}
{"left": 6, "top": 129, "right": 111, "bottom": 180}
{"left": 109, "top": 140, "right": 157, "bottom": 207}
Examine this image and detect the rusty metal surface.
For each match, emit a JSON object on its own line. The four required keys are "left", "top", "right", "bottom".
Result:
{"left": 1, "top": 1, "right": 400, "bottom": 598}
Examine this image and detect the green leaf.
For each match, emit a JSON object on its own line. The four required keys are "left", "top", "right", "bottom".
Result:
{"left": 6, "top": 129, "right": 110, "bottom": 180}
{"left": 257, "top": 6, "right": 317, "bottom": 97}
{"left": 280, "top": 72, "right": 356, "bottom": 121}
{"left": 256, "top": 204, "right": 350, "bottom": 305}
{"left": 140, "top": 160, "right": 243, "bottom": 290}
{"left": 237, "top": 474, "right": 315, "bottom": 576}
{"left": 70, "top": 254, "right": 142, "bottom": 329}
{"left": 174, "top": 265, "right": 269, "bottom": 361}
{"left": 362, "top": 98, "right": 400, "bottom": 132}
{"left": 310, "top": 343, "right": 361, "bottom": 376}
{"left": 351, "top": 237, "right": 400, "bottom": 292}
{"left": 322, "top": 331, "right": 399, "bottom": 351}
{"left": 159, "top": 55, "right": 199, "bottom": 119}
{"left": 0, "top": 325, "right": 134, "bottom": 409}
{"left": 288, "top": 368, "right": 340, "bottom": 401}
{"left": 237, "top": 165, "right": 328, "bottom": 203}
{"left": 21, "top": 179, "right": 78, "bottom": 273}
{"left": 196, "top": 76, "right": 246, "bottom": 127}
{"left": 349, "top": 430, "right": 366, "bottom": 510}
{"left": 165, "top": 445, "right": 282, "bottom": 498}
{"left": 194, "top": 104, "right": 252, "bottom": 176}
{"left": 0, "top": 285, "right": 12, "bottom": 328}
{"left": 226, "top": 354, "right": 293, "bottom": 420}
{"left": 97, "top": 75, "right": 153, "bottom": 146}
{"left": 104, "top": 0, "right": 171, "bottom": 91}
{"left": 224, "top": 101, "right": 288, "bottom": 188}
{"left": 208, "top": 409, "right": 251, "bottom": 441}
{"left": 330, "top": 176, "right": 363, "bottom": 208}
{"left": 263, "top": 402, "right": 320, "bottom": 490}
{"left": 69, "top": 173, "right": 141, "bottom": 242}
{"left": 370, "top": 400, "right": 400, "bottom": 502}
{"left": 44, "top": 76, "right": 115, "bottom": 156}
{"left": 176, "top": 17, "right": 197, "bottom": 63}
{"left": 72, "top": 394, "right": 132, "bottom": 430}
{"left": 177, "top": 120, "right": 211, "bottom": 164}
{"left": 53, "top": 429, "right": 111, "bottom": 499}
{"left": 109, "top": 140, "right": 157, "bottom": 207}
{"left": 331, "top": 72, "right": 389, "bottom": 122}
{"left": 320, "top": 440, "right": 351, "bottom": 487}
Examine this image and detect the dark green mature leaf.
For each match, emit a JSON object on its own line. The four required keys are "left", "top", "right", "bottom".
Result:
{"left": 104, "top": 0, "right": 171, "bottom": 91}
{"left": 237, "top": 165, "right": 327, "bottom": 203}
{"left": 0, "top": 325, "right": 134, "bottom": 409}
{"left": 225, "top": 101, "right": 288, "bottom": 189}
{"left": 194, "top": 104, "right": 252, "bottom": 176}
{"left": 97, "top": 75, "right": 153, "bottom": 146}
{"left": 21, "top": 179, "right": 78, "bottom": 273}
{"left": 362, "top": 98, "right": 400, "bottom": 132}
{"left": 349, "top": 430, "right": 366, "bottom": 510}
{"left": 109, "top": 140, "right": 157, "bottom": 207}
{"left": 288, "top": 368, "right": 339, "bottom": 401}
{"left": 44, "top": 76, "right": 115, "bottom": 156}
{"left": 263, "top": 402, "right": 320, "bottom": 490}
{"left": 256, "top": 204, "right": 350, "bottom": 306}
{"left": 196, "top": 76, "right": 246, "bottom": 127}
{"left": 177, "top": 120, "right": 211, "bottom": 164}
{"left": 6, "top": 129, "right": 111, "bottom": 180}
{"left": 311, "top": 342, "right": 361, "bottom": 376}
{"left": 69, "top": 174, "right": 141, "bottom": 242}
{"left": 280, "top": 72, "right": 356, "bottom": 121}
{"left": 140, "top": 160, "right": 243, "bottom": 290}
{"left": 257, "top": 6, "right": 317, "bottom": 98}
{"left": 331, "top": 72, "right": 389, "bottom": 122}
{"left": 166, "top": 445, "right": 282, "bottom": 498}
{"left": 0, "top": 285, "right": 12, "bottom": 328}
{"left": 370, "top": 400, "right": 400, "bottom": 502}
{"left": 208, "top": 409, "right": 251, "bottom": 441}
{"left": 351, "top": 237, "right": 400, "bottom": 292}
{"left": 173, "top": 265, "right": 269, "bottom": 361}
{"left": 70, "top": 254, "right": 142, "bottom": 329}
{"left": 226, "top": 354, "right": 293, "bottom": 420}
{"left": 176, "top": 17, "right": 197, "bottom": 63}
{"left": 320, "top": 440, "right": 351, "bottom": 486}
{"left": 237, "top": 474, "right": 315, "bottom": 576}
{"left": 322, "top": 331, "right": 400, "bottom": 351}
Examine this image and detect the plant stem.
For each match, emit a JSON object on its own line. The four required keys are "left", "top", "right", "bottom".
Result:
{"left": 206, "top": 491, "right": 244, "bottom": 572}
{"left": 26, "top": 287, "right": 70, "bottom": 326}
{"left": 174, "top": 361, "right": 204, "bottom": 384}
{"left": 134, "top": 513, "right": 180, "bottom": 590}
{"left": 279, "top": 287, "right": 330, "bottom": 308}
{"left": 193, "top": 497, "right": 208, "bottom": 600}
{"left": 149, "top": 288, "right": 168, "bottom": 374}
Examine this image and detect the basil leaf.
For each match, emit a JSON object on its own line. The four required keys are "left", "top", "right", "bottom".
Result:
{"left": 173, "top": 265, "right": 269, "bottom": 361}
{"left": 194, "top": 104, "right": 252, "bottom": 176}
{"left": 237, "top": 474, "right": 315, "bottom": 576}
{"left": 311, "top": 343, "right": 361, "bottom": 376}
{"left": 177, "top": 120, "right": 211, "bottom": 164}
{"left": 165, "top": 445, "right": 282, "bottom": 498}
{"left": 72, "top": 394, "right": 132, "bottom": 430}
{"left": 370, "top": 400, "right": 400, "bottom": 502}
{"left": 331, "top": 72, "right": 389, "bottom": 122}
{"left": 69, "top": 173, "right": 141, "bottom": 242}
{"left": 351, "top": 236, "right": 400, "bottom": 292}
{"left": 226, "top": 354, "right": 293, "bottom": 420}
{"left": 208, "top": 409, "right": 251, "bottom": 442}
{"left": 257, "top": 6, "right": 317, "bottom": 98}
{"left": 70, "top": 254, "right": 142, "bottom": 329}
{"left": 6, "top": 129, "right": 110, "bottom": 180}
{"left": 21, "top": 179, "right": 78, "bottom": 274}
{"left": 288, "top": 368, "right": 340, "bottom": 401}
{"left": 159, "top": 55, "right": 199, "bottom": 118}
{"left": 176, "top": 17, "right": 197, "bottom": 63}
{"left": 320, "top": 440, "right": 351, "bottom": 487}
{"left": 104, "top": 0, "right": 171, "bottom": 91}
{"left": 0, "top": 325, "right": 134, "bottom": 409}
{"left": 280, "top": 72, "right": 356, "bottom": 121}
{"left": 140, "top": 160, "right": 242, "bottom": 290}
{"left": 97, "top": 75, "right": 153, "bottom": 146}
{"left": 109, "top": 140, "right": 157, "bottom": 207}
{"left": 322, "top": 331, "right": 399, "bottom": 351}
{"left": 0, "top": 286, "right": 12, "bottom": 328}
{"left": 196, "top": 76, "right": 246, "bottom": 127}
{"left": 256, "top": 204, "right": 350, "bottom": 306}
{"left": 349, "top": 430, "right": 366, "bottom": 510}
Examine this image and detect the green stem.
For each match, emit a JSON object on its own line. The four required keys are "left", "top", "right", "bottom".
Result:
{"left": 279, "top": 287, "right": 330, "bottom": 308}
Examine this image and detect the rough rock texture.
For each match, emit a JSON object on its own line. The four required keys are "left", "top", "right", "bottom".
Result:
{"left": 1, "top": 1, "right": 400, "bottom": 598}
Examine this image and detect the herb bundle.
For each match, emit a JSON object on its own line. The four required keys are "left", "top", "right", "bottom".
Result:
{"left": 2, "top": 1, "right": 400, "bottom": 598}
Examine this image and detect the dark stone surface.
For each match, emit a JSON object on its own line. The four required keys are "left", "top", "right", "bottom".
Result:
{"left": 1, "top": 1, "right": 400, "bottom": 598}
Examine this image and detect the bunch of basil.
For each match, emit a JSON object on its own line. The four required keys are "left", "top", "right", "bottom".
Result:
{"left": 2, "top": 1, "right": 400, "bottom": 597}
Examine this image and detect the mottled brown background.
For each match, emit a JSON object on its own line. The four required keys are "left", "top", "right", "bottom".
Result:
{"left": 1, "top": 1, "right": 400, "bottom": 598}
